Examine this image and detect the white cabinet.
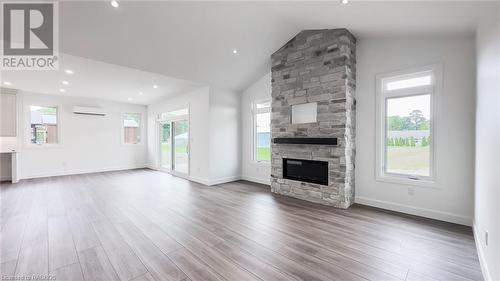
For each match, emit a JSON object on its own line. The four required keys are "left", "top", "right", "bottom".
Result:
{"left": 1, "top": 89, "right": 18, "bottom": 152}
{"left": 1, "top": 92, "right": 17, "bottom": 137}
{"left": 0, "top": 89, "right": 19, "bottom": 183}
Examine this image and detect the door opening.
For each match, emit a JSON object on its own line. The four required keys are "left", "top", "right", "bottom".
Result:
{"left": 159, "top": 122, "right": 171, "bottom": 171}
{"left": 157, "top": 108, "right": 189, "bottom": 178}
{"left": 173, "top": 120, "right": 189, "bottom": 175}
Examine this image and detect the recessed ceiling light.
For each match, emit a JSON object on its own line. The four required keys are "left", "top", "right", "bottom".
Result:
{"left": 232, "top": 49, "right": 238, "bottom": 54}
{"left": 3, "top": 81, "right": 12, "bottom": 85}
{"left": 153, "top": 85, "right": 158, "bottom": 89}
{"left": 111, "top": 0, "right": 119, "bottom": 8}
{"left": 341, "top": 0, "right": 349, "bottom": 4}
{"left": 127, "top": 97, "right": 132, "bottom": 101}
{"left": 138, "top": 92, "right": 143, "bottom": 96}
{"left": 65, "top": 69, "right": 74, "bottom": 74}
{"left": 59, "top": 89, "right": 66, "bottom": 93}
{"left": 62, "top": 81, "right": 69, "bottom": 85}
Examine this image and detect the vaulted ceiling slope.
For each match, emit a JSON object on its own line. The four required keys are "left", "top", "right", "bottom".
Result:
{"left": 60, "top": 1, "right": 495, "bottom": 92}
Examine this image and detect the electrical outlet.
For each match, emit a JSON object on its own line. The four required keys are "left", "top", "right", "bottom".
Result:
{"left": 408, "top": 187, "right": 415, "bottom": 196}
{"left": 485, "top": 231, "right": 489, "bottom": 246}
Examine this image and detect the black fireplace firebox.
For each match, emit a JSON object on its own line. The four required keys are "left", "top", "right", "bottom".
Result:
{"left": 283, "top": 158, "right": 328, "bottom": 186}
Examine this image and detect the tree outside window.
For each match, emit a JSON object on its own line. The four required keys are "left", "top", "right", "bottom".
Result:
{"left": 30, "top": 106, "right": 58, "bottom": 144}
{"left": 385, "top": 94, "right": 431, "bottom": 177}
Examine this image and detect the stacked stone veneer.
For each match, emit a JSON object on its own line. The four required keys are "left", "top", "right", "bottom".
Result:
{"left": 270, "top": 29, "right": 356, "bottom": 208}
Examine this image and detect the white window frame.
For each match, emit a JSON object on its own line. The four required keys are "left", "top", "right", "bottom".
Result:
{"left": 26, "top": 104, "right": 61, "bottom": 148}
{"left": 375, "top": 64, "right": 442, "bottom": 188}
{"left": 252, "top": 99, "right": 271, "bottom": 164}
{"left": 121, "top": 112, "right": 143, "bottom": 145}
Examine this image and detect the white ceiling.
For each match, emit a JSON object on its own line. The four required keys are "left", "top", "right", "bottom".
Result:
{"left": 58, "top": 1, "right": 496, "bottom": 93}
{"left": 2, "top": 1, "right": 497, "bottom": 104}
{"left": 1, "top": 54, "right": 203, "bottom": 105}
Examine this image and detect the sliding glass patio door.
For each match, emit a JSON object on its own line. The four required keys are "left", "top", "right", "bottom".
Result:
{"left": 172, "top": 120, "right": 189, "bottom": 175}
{"left": 159, "top": 122, "right": 171, "bottom": 171}
{"left": 158, "top": 108, "right": 189, "bottom": 178}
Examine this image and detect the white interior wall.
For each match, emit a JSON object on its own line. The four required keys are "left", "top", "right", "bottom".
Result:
{"left": 18, "top": 91, "right": 148, "bottom": 179}
{"left": 147, "top": 86, "right": 241, "bottom": 185}
{"left": 208, "top": 87, "right": 241, "bottom": 183}
{"left": 147, "top": 87, "right": 211, "bottom": 184}
{"left": 475, "top": 6, "right": 500, "bottom": 281}
{"left": 355, "top": 35, "right": 476, "bottom": 226}
{"left": 240, "top": 73, "right": 271, "bottom": 185}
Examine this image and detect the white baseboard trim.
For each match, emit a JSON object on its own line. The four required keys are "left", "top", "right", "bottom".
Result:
{"left": 20, "top": 165, "right": 148, "bottom": 180}
{"left": 189, "top": 175, "right": 241, "bottom": 186}
{"left": 241, "top": 175, "right": 271, "bottom": 186}
{"left": 144, "top": 167, "right": 239, "bottom": 186}
{"left": 473, "top": 222, "right": 492, "bottom": 281}
{"left": 188, "top": 176, "right": 212, "bottom": 186}
{"left": 208, "top": 175, "right": 241, "bottom": 186}
{"left": 355, "top": 196, "right": 473, "bottom": 226}
{"left": 0, "top": 176, "right": 12, "bottom": 182}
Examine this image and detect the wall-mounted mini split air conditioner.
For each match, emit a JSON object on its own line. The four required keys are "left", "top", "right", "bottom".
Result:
{"left": 72, "top": 106, "right": 107, "bottom": 116}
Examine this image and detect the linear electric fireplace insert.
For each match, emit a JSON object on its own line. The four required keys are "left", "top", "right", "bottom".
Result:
{"left": 283, "top": 158, "right": 329, "bottom": 186}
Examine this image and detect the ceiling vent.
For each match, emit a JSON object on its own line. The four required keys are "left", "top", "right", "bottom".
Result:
{"left": 73, "top": 106, "right": 107, "bottom": 116}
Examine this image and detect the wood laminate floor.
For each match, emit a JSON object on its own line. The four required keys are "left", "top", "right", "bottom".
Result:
{"left": 0, "top": 169, "right": 482, "bottom": 281}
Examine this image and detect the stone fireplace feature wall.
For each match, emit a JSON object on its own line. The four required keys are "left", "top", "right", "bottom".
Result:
{"left": 270, "top": 29, "right": 356, "bottom": 208}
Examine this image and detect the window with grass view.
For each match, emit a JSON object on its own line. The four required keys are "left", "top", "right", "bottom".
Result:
{"left": 254, "top": 100, "right": 271, "bottom": 162}
{"left": 386, "top": 94, "right": 431, "bottom": 177}
{"left": 123, "top": 113, "right": 141, "bottom": 144}
{"left": 379, "top": 69, "right": 435, "bottom": 180}
{"left": 30, "top": 106, "right": 58, "bottom": 144}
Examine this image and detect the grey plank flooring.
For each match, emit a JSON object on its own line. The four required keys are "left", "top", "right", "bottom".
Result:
{"left": 0, "top": 169, "right": 483, "bottom": 281}
{"left": 91, "top": 219, "right": 148, "bottom": 281}
{"left": 50, "top": 263, "right": 85, "bottom": 281}
{"left": 48, "top": 216, "right": 79, "bottom": 271}
{"left": 168, "top": 248, "right": 225, "bottom": 281}
{"left": 78, "top": 246, "right": 120, "bottom": 281}
{"left": 131, "top": 272, "right": 157, "bottom": 281}
{"left": 1, "top": 260, "right": 17, "bottom": 276}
